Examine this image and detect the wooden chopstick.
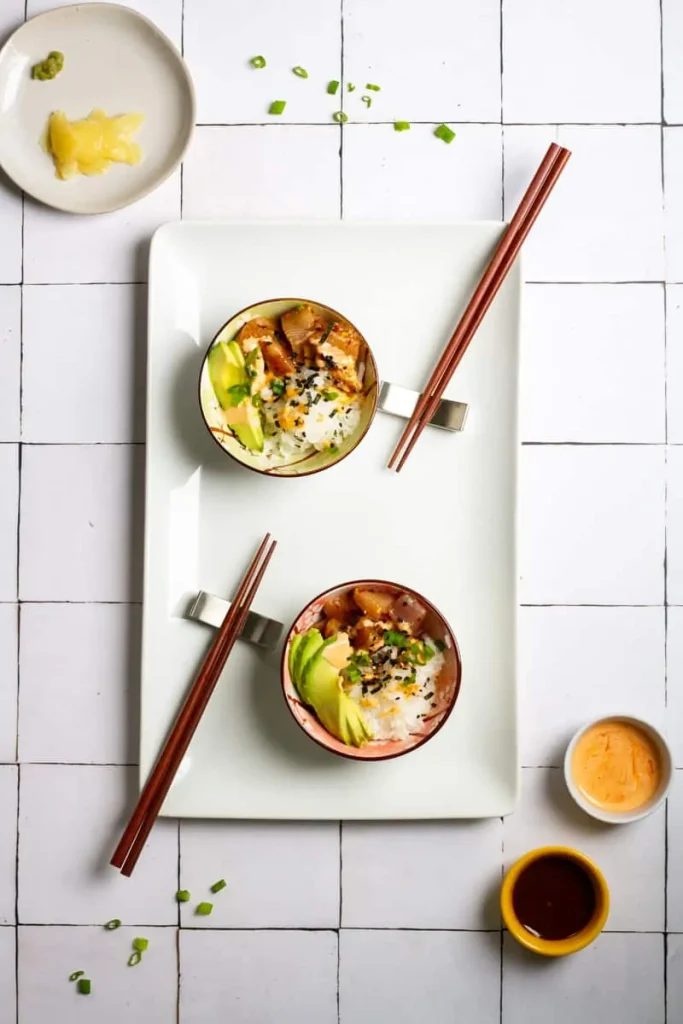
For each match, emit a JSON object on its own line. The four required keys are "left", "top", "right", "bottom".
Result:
{"left": 111, "top": 534, "right": 277, "bottom": 875}
{"left": 388, "top": 142, "right": 571, "bottom": 473}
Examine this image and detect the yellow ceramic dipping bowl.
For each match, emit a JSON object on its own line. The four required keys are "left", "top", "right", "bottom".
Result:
{"left": 501, "top": 846, "right": 610, "bottom": 957}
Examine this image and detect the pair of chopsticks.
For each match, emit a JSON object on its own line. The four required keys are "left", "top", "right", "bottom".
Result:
{"left": 111, "top": 533, "right": 277, "bottom": 877}
{"left": 388, "top": 142, "right": 572, "bottom": 473}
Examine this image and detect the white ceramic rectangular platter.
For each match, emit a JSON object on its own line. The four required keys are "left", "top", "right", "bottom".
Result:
{"left": 143, "top": 221, "right": 520, "bottom": 819}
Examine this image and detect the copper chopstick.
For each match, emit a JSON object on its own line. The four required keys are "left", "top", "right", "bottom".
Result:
{"left": 111, "top": 534, "right": 276, "bottom": 874}
{"left": 388, "top": 143, "right": 571, "bottom": 473}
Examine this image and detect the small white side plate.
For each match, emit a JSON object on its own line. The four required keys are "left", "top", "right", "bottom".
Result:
{"left": 0, "top": 3, "right": 195, "bottom": 214}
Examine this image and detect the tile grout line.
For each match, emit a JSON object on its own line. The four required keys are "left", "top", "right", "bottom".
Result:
{"left": 661, "top": 6, "right": 669, "bottom": 1014}
{"left": 180, "top": 0, "right": 185, "bottom": 222}
{"left": 14, "top": 763, "right": 20, "bottom": 1024}
{"left": 499, "top": 0, "right": 504, "bottom": 222}
{"left": 499, "top": 814, "right": 504, "bottom": 1023}
{"left": 499, "top": 11, "right": 504, "bottom": 1020}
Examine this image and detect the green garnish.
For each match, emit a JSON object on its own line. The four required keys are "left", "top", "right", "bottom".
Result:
{"left": 176, "top": 889, "right": 191, "bottom": 902}
{"left": 132, "top": 938, "right": 149, "bottom": 952}
{"left": 292, "top": 66, "right": 308, "bottom": 78}
{"left": 321, "top": 389, "right": 339, "bottom": 400}
{"left": 227, "top": 383, "right": 251, "bottom": 406}
{"left": 271, "top": 378, "right": 285, "bottom": 397}
{"left": 104, "top": 919, "right": 121, "bottom": 930}
{"left": 366, "top": 83, "right": 381, "bottom": 91}
{"left": 269, "top": 100, "right": 287, "bottom": 115}
{"left": 347, "top": 82, "right": 356, "bottom": 92}
{"left": 422, "top": 644, "right": 435, "bottom": 661}
{"left": 346, "top": 664, "right": 362, "bottom": 684}
{"left": 327, "top": 80, "right": 340, "bottom": 95}
{"left": 127, "top": 952, "right": 142, "bottom": 968}
{"left": 435, "top": 639, "right": 446, "bottom": 652}
{"left": 361, "top": 95, "right": 372, "bottom": 108}
{"left": 250, "top": 55, "right": 267, "bottom": 69}
{"left": 32, "top": 51, "right": 64, "bottom": 81}
{"left": 351, "top": 651, "right": 371, "bottom": 667}
{"left": 69, "top": 971, "right": 84, "bottom": 982}
{"left": 383, "top": 629, "right": 409, "bottom": 650}
{"left": 251, "top": 393, "right": 263, "bottom": 408}
{"left": 196, "top": 902, "right": 213, "bottom": 916}
{"left": 394, "top": 121, "right": 411, "bottom": 131}
{"left": 77, "top": 978, "right": 91, "bottom": 995}
{"left": 434, "top": 123, "right": 456, "bottom": 144}
{"left": 210, "top": 879, "right": 227, "bottom": 894}
{"left": 333, "top": 111, "right": 348, "bottom": 123}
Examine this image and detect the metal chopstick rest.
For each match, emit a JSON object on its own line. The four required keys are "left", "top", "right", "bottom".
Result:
{"left": 187, "top": 591, "right": 284, "bottom": 651}
{"left": 378, "top": 381, "right": 468, "bottom": 432}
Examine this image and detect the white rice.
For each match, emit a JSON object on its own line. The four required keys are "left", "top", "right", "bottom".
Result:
{"left": 345, "top": 635, "right": 445, "bottom": 741}
{"left": 261, "top": 369, "right": 361, "bottom": 465}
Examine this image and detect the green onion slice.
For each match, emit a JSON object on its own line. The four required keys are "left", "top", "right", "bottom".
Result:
{"left": 210, "top": 879, "right": 227, "bottom": 894}
{"left": 332, "top": 111, "right": 348, "bottom": 123}
{"left": 127, "top": 951, "right": 142, "bottom": 968}
{"left": 196, "top": 902, "right": 213, "bottom": 916}
{"left": 361, "top": 95, "right": 372, "bottom": 108}
{"left": 133, "top": 937, "right": 149, "bottom": 952}
{"left": 250, "top": 55, "right": 266, "bottom": 69}
{"left": 434, "top": 123, "right": 456, "bottom": 144}
{"left": 69, "top": 970, "right": 84, "bottom": 982}
{"left": 77, "top": 979, "right": 91, "bottom": 995}
{"left": 269, "top": 100, "right": 287, "bottom": 115}
{"left": 176, "top": 889, "right": 191, "bottom": 902}
{"left": 347, "top": 82, "right": 356, "bottom": 92}
{"left": 394, "top": 121, "right": 411, "bottom": 131}
{"left": 327, "top": 80, "right": 340, "bottom": 95}
{"left": 292, "top": 66, "right": 308, "bottom": 78}
{"left": 366, "top": 83, "right": 381, "bottom": 91}
{"left": 104, "top": 918, "right": 121, "bottom": 930}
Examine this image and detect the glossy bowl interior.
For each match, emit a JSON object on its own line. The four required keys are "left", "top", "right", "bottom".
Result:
{"left": 564, "top": 715, "right": 672, "bottom": 824}
{"left": 198, "top": 298, "right": 378, "bottom": 477}
{"left": 501, "top": 846, "right": 610, "bottom": 957}
{"left": 281, "top": 579, "right": 462, "bottom": 761}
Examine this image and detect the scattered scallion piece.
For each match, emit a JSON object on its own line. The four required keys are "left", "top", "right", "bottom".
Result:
{"left": 292, "top": 66, "right": 308, "bottom": 78}
{"left": 104, "top": 918, "right": 121, "bottom": 930}
{"left": 250, "top": 55, "right": 267, "bottom": 69}
{"left": 347, "top": 82, "right": 356, "bottom": 92}
{"left": 271, "top": 378, "right": 285, "bottom": 397}
{"left": 127, "top": 951, "right": 142, "bottom": 968}
{"left": 434, "top": 123, "right": 456, "bottom": 144}
{"left": 435, "top": 639, "right": 446, "bottom": 652}
{"left": 327, "top": 80, "right": 340, "bottom": 95}
{"left": 322, "top": 389, "right": 339, "bottom": 400}
{"left": 69, "top": 971, "right": 84, "bottom": 982}
{"left": 196, "top": 902, "right": 213, "bottom": 916}
{"left": 361, "top": 95, "right": 372, "bottom": 108}
{"left": 133, "top": 937, "right": 149, "bottom": 952}
{"left": 269, "top": 100, "right": 287, "bottom": 115}
{"left": 77, "top": 979, "right": 91, "bottom": 995}
{"left": 210, "top": 879, "right": 227, "bottom": 894}
{"left": 394, "top": 121, "right": 411, "bottom": 131}
{"left": 176, "top": 889, "right": 191, "bottom": 903}
{"left": 366, "top": 83, "right": 381, "bottom": 91}
{"left": 332, "top": 111, "right": 348, "bottom": 123}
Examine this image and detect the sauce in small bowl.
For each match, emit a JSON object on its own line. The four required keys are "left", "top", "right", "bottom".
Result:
{"left": 564, "top": 715, "right": 672, "bottom": 824}
{"left": 501, "top": 846, "right": 609, "bottom": 957}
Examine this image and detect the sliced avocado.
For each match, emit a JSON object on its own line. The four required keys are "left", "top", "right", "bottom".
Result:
{"left": 223, "top": 398, "right": 264, "bottom": 453}
{"left": 292, "top": 629, "right": 324, "bottom": 697}
{"left": 288, "top": 634, "right": 304, "bottom": 681}
{"left": 208, "top": 341, "right": 247, "bottom": 410}
{"left": 302, "top": 649, "right": 373, "bottom": 748}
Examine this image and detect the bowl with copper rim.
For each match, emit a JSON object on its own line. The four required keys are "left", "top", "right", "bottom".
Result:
{"left": 198, "top": 298, "right": 379, "bottom": 478}
{"left": 501, "top": 846, "right": 610, "bottom": 957}
{"left": 280, "top": 579, "right": 462, "bottom": 761}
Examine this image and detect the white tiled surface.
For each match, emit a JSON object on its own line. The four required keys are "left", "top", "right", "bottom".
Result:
{"left": 0, "top": 0, "right": 680, "bottom": 1019}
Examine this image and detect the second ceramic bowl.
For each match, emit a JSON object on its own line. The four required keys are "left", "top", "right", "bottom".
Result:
{"left": 199, "top": 298, "right": 378, "bottom": 478}
{"left": 281, "top": 579, "right": 462, "bottom": 761}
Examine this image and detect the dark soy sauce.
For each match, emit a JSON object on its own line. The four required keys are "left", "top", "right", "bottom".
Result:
{"left": 512, "top": 855, "right": 597, "bottom": 940}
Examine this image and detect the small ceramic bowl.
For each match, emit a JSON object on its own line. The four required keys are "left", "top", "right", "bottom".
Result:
{"left": 281, "top": 579, "right": 462, "bottom": 761}
{"left": 501, "top": 846, "right": 610, "bottom": 957}
{"left": 564, "top": 715, "right": 672, "bottom": 824}
{"left": 198, "top": 298, "right": 379, "bottom": 478}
